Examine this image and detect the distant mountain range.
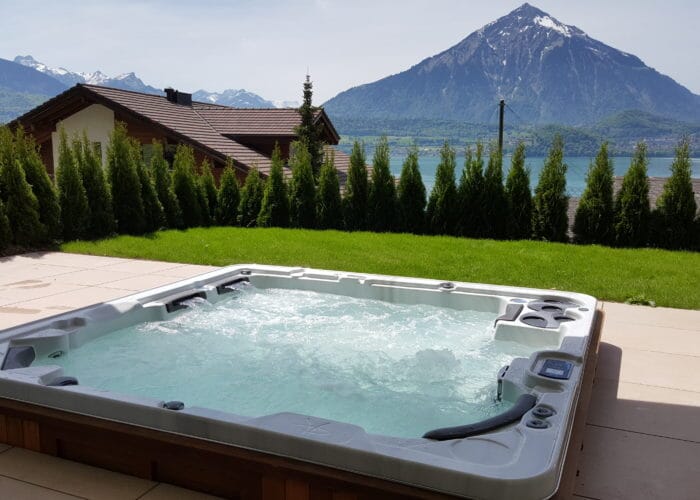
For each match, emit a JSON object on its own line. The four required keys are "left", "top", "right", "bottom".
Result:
{"left": 324, "top": 3, "right": 700, "bottom": 126}
{"left": 0, "top": 55, "right": 290, "bottom": 123}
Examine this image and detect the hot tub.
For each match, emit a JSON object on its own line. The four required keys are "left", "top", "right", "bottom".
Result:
{"left": 0, "top": 265, "right": 598, "bottom": 499}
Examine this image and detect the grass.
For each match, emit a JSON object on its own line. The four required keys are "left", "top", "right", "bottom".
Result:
{"left": 62, "top": 227, "right": 700, "bottom": 310}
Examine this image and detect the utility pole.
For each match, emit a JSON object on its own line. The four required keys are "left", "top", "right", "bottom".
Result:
{"left": 498, "top": 99, "right": 505, "bottom": 156}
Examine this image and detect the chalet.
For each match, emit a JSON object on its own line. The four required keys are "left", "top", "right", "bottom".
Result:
{"left": 10, "top": 84, "right": 350, "bottom": 183}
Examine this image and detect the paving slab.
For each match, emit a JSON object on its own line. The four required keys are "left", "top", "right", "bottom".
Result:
{"left": 140, "top": 483, "right": 223, "bottom": 499}
{"left": 0, "top": 475, "right": 82, "bottom": 500}
{"left": 602, "top": 301, "right": 700, "bottom": 331}
{"left": 600, "top": 318, "right": 700, "bottom": 357}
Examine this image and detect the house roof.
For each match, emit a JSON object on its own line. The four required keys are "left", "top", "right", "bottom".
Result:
{"left": 12, "top": 83, "right": 340, "bottom": 177}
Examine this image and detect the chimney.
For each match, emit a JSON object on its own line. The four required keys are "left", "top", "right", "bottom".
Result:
{"left": 164, "top": 88, "right": 191, "bottom": 106}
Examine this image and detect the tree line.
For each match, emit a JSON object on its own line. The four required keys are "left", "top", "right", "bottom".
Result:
{"left": 0, "top": 123, "right": 697, "bottom": 254}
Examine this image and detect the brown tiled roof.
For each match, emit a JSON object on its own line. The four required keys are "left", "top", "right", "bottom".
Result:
{"left": 82, "top": 85, "right": 273, "bottom": 173}
{"left": 196, "top": 108, "right": 308, "bottom": 136}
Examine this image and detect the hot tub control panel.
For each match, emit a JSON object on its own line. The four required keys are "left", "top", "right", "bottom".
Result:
{"left": 539, "top": 359, "right": 573, "bottom": 380}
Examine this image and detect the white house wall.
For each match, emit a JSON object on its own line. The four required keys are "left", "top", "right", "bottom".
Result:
{"left": 51, "top": 104, "right": 115, "bottom": 171}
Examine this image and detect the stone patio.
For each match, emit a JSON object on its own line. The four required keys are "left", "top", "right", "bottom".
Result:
{"left": 0, "top": 252, "right": 698, "bottom": 499}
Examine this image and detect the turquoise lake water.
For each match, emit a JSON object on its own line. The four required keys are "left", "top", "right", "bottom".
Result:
{"left": 389, "top": 155, "right": 700, "bottom": 196}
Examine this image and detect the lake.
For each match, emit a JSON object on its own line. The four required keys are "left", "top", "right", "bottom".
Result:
{"left": 389, "top": 155, "right": 700, "bottom": 196}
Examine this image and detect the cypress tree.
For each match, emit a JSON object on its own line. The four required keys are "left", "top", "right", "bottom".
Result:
{"left": 76, "top": 133, "right": 115, "bottom": 239}
{"left": 216, "top": 160, "right": 240, "bottom": 226}
{"left": 199, "top": 159, "right": 218, "bottom": 223}
{"left": 651, "top": 137, "right": 697, "bottom": 249}
{"left": 289, "top": 141, "right": 316, "bottom": 228}
{"left": 426, "top": 141, "right": 458, "bottom": 235}
{"left": 295, "top": 75, "right": 324, "bottom": 178}
{"left": 482, "top": 143, "right": 507, "bottom": 239}
{"left": 342, "top": 141, "right": 368, "bottom": 231}
{"left": 532, "top": 135, "right": 569, "bottom": 242}
{"left": 107, "top": 123, "right": 145, "bottom": 235}
{"left": 56, "top": 130, "right": 89, "bottom": 241}
{"left": 0, "top": 198, "right": 10, "bottom": 251}
{"left": 2, "top": 158, "right": 45, "bottom": 247}
{"left": 172, "top": 144, "right": 202, "bottom": 228}
{"left": 238, "top": 168, "right": 264, "bottom": 227}
{"left": 257, "top": 143, "right": 289, "bottom": 227}
{"left": 368, "top": 136, "right": 398, "bottom": 232}
{"left": 397, "top": 144, "right": 426, "bottom": 234}
{"left": 131, "top": 140, "right": 164, "bottom": 233}
{"left": 504, "top": 141, "right": 532, "bottom": 240}
{"left": 196, "top": 182, "right": 211, "bottom": 227}
{"left": 614, "top": 142, "right": 651, "bottom": 247}
{"left": 14, "top": 128, "right": 62, "bottom": 241}
{"left": 316, "top": 150, "right": 343, "bottom": 230}
{"left": 150, "top": 142, "right": 183, "bottom": 229}
{"left": 457, "top": 144, "right": 484, "bottom": 237}
{"left": 573, "top": 142, "right": 615, "bottom": 245}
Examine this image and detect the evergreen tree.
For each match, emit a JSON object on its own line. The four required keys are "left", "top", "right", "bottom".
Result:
{"left": 131, "top": 140, "right": 164, "bottom": 233}
{"left": 368, "top": 136, "right": 398, "bottom": 232}
{"left": 342, "top": 141, "right": 368, "bottom": 231}
{"left": 614, "top": 142, "right": 651, "bottom": 247}
{"left": 295, "top": 75, "right": 324, "bottom": 178}
{"left": 1, "top": 158, "right": 45, "bottom": 247}
{"left": 56, "top": 130, "right": 89, "bottom": 241}
{"left": 532, "top": 135, "right": 569, "bottom": 242}
{"left": 216, "top": 160, "right": 240, "bottom": 226}
{"left": 289, "top": 141, "right": 316, "bottom": 228}
{"left": 651, "top": 137, "right": 697, "bottom": 249}
{"left": 482, "top": 143, "right": 507, "bottom": 239}
{"left": 76, "top": 133, "right": 115, "bottom": 239}
{"left": 0, "top": 198, "right": 10, "bottom": 251}
{"left": 504, "top": 141, "right": 532, "bottom": 240}
{"left": 316, "top": 150, "right": 343, "bottom": 229}
{"left": 257, "top": 143, "right": 289, "bottom": 227}
{"left": 172, "top": 144, "right": 203, "bottom": 228}
{"left": 397, "top": 144, "right": 426, "bottom": 234}
{"left": 573, "top": 142, "right": 615, "bottom": 245}
{"left": 107, "top": 123, "right": 145, "bottom": 235}
{"left": 238, "top": 167, "right": 264, "bottom": 227}
{"left": 13, "top": 128, "right": 62, "bottom": 241}
{"left": 457, "top": 144, "right": 485, "bottom": 237}
{"left": 426, "top": 141, "right": 458, "bottom": 235}
{"left": 196, "top": 179, "right": 211, "bottom": 226}
{"left": 199, "top": 159, "right": 218, "bottom": 223}
{"left": 150, "top": 141, "right": 183, "bottom": 229}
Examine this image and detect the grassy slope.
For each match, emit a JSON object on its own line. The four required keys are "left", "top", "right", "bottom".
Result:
{"left": 62, "top": 227, "right": 700, "bottom": 310}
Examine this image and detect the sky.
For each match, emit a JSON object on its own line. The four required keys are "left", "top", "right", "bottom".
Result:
{"left": 0, "top": 0, "right": 698, "bottom": 104}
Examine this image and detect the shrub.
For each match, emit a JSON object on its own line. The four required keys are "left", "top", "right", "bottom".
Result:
{"left": 2, "top": 158, "right": 45, "bottom": 246}
{"left": 573, "top": 142, "right": 614, "bottom": 245}
{"left": 457, "top": 143, "right": 485, "bottom": 237}
{"left": 172, "top": 145, "right": 203, "bottom": 228}
{"left": 199, "top": 159, "right": 218, "bottom": 223}
{"left": 216, "top": 160, "right": 240, "bottom": 226}
{"left": 196, "top": 180, "right": 211, "bottom": 227}
{"left": 368, "top": 136, "right": 397, "bottom": 232}
{"left": 651, "top": 137, "right": 697, "bottom": 249}
{"left": 107, "top": 123, "right": 145, "bottom": 235}
{"left": 482, "top": 143, "right": 507, "bottom": 239}
{"left": 532, "top": 135, "right": 569, "bottom": 242}
{"left": 75, "top": 133, "right": 115, "bottom": 239}
{"left": 614, "top": 142, "right": 650, "bottom": 247}
{"left": 132, "top": 141, "right": 164, "bottom": 233}
{"left": 56, "top": 129, "right": 89, "bottom": 241}
{"left": 397, "top": 144, "right": 426, "bottom": 234}
{"left": 0, "top": 198, "right": 10, "bottom": 251}
{"left": 257, "top": 143, "right": 289, "bottom": 227}
{"left": 504, "top": 141, "right": 532, "bottom": 240}
{"left": 289, "top": 141, "right": 316, "bottom": 228}
{"left": 342, "top": 141, "right": 368, "bottom": 231}
{"left": 14, "top": 128, "right": 62, "bottom": 241}
{"left": 238, "top": 167, "right": 264, "bottom": 227}
{"left": 426, "top": 141, "right": 458, "bottom": 235}
{"left": 150, "top": 142, "right": 183, "bottom": 229}
{"left": 316, "top": 150, "right": 343, "bottom": 230}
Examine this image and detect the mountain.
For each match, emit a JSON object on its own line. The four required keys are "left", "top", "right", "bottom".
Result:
{"left": 0, "top": 58, "right": 68, "bottom": 123}
{"left": 192, "top": 88, "right": 275, "bottom": 108}
{"left": 14, "top": 55, "right": 162, "bottom": 95}
{"left": 324, "top": 3, "right": 700, "bottom": 125}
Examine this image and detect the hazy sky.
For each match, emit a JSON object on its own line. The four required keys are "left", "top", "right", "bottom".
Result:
{"left": 1, "top": 0, "right": 698, "bottom": 103}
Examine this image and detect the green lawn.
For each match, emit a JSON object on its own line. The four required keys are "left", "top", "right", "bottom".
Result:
{"left": 63, "top": 227, "right": 700, "bottom": 310}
